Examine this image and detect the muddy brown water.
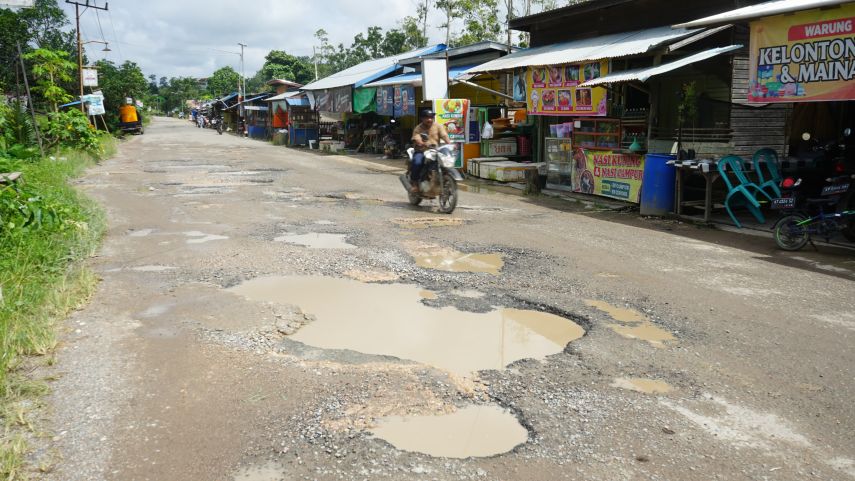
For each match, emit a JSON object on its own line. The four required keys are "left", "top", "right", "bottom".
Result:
{"left": 229, "top": 276, "right": 585, "bottom": 376}
{"left": 405, "top": 242, "right": 504, "bottom": 275}
{"left": 370, "top": 405, "right": 528, "bottom": 458}
{"left": 585, "top": 300, "right": 675, "bottom": 347}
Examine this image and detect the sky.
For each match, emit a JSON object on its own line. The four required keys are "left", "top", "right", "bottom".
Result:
{"left": 59, "top": 0, "right": 468, "bottom": 81}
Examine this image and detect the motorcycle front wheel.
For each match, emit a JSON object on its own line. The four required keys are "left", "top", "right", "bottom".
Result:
{"left": 437, "top": 172, "right": 458, "bottom": 214}
{"left": 408, "top": 190, "right": 422, "bottom": 206}
{"left": 775, "top": 214, "right": 810, "bottom": 251}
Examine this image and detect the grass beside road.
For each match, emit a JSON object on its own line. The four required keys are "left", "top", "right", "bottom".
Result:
{"left": 0, "top": 135, "right": 114, "bottom": 479}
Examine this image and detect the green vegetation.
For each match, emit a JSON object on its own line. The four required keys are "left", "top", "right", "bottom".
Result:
{"left": 0, "top": 103, "right": 112, "bottom": 478}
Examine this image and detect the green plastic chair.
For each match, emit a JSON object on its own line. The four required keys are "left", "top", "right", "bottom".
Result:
{"left": 752, "top": 148, "right": 782, "bottom": 198}
{"left": 717, "top": 155, "right": 773, "bottom": 228}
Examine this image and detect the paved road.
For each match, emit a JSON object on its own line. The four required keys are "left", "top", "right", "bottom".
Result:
{"left": 40, "top": 117, "right": 855, "bottom": 480}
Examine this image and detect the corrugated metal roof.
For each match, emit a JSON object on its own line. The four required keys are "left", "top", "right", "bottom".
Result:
{"left": 466, "top": 25, "right": 700, "bottom": 74}
{"left": 580, "top": 45, "right": 743, "bottom": 86}
{"left": 301, "top": 44, "right": 447, "bottom": 90}
{"left": 285, "top": 97, "right": 310, "bottom": 107}
{"left": 674, "top": 0, "right": 851, "bottom": 29}
{"left": 266, "top": 91, "right": 302, "bottom": 102}
{"left": 363, "top": 65, "right": 476, "bottom": 88}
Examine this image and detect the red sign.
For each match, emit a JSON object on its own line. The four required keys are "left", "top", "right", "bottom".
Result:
{"left": 788, "top": 17, "right": 855, "bottom": 41}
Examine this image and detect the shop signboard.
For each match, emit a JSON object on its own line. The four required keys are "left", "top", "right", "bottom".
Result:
{"left": 82, "top": 68, "right": 98, "bottom": 87}
{"left": 376, "top": 87, "right": 394, "bottom": 116}
{"left": 526, "top": 61, "right": 609, "bottom": 116}
{"left": 433, "top": 98, "right": 469, "bottom": 142}
{"left": 748, "top": 3, "right": 855, "bottom": 102}
{"left": 573, "top": 148, "right": 644, "bottom": 203}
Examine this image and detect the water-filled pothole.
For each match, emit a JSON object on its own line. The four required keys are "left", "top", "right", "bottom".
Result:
{"left": 612, "top": 377, "right": 674, "bottom": 394}
{"left": 370, "top": 405, "right": 527, "bottom": 458}
{"left": 274, "top": 233, "right": 355, "bottom": 249}
{"left": 405, "top": 242, "right": 504, "bottom": 275}
{"left": 585, "top": 300, "right": 675, "bottom": 347}
{"left": 229, "top": 276, "right": 584, "bottom": 376}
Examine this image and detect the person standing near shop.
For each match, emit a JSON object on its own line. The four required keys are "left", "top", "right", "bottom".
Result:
{"left": 410, "top": 109, "right": 450, "bottom": 193}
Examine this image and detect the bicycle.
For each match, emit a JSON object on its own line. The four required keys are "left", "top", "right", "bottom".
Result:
{"left": 773, "top": 175, "right": 855, "bottom": 251}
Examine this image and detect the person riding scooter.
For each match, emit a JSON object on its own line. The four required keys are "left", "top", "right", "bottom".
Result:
{"left": 410, "top": 109, "right": 450, "bottom": 193}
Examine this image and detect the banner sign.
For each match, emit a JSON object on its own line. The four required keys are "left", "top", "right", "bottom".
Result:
{"left": 316, "top": 87, "right": 352, "bottom": 113}
{"left": 526, "top": 61, "right": 609, "bottom": 116}
{"left": 393, "top": 85, "right": 415, "bottom": 117}
{"left": 433, "top": 99, "right": 470, "bottom": 142}
{"left": 573, "top": 148, "right": 644, "bottom": 202}
{"left": 82, "top": 68, "right": 98, "bottom": 87}
{"left": 81, "top": 92, "right": 105, "bottom": 116}
{"left": 749, "top": 3, "right": 855, "bottom": 102}
{"left": 0, "top": 1, "right": 36, "bottom": 8}
{"left": 376, "top": 87, "right": 394, "bottom": 116}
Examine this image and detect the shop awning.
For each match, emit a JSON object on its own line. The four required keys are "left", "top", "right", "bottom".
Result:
{"left": 674, "top": 0, "right": 850, "bottom": 28}
{"left": 580, "top": 45, "right": 743, "bottom": 86}
{"left": 363, "top": 65, "right": 476, "bottom": 88}
{"left": 226, "top": 94, "right": 271, "bottom": 110}
{"left": 244, "top": 105, "right": 269, "bottom": 111}
{"left": 466, "top": 25, "right": 700, "bottom": 74}
{"left": 301, "top": 44, "right": 447, "bottom": 91}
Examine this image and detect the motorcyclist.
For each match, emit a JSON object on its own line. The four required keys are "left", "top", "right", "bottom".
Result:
{"left": 410, "top": 109, "right": 450, "bottom": 193}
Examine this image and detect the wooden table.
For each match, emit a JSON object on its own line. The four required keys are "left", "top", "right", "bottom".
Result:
{"left": 669, "top": 159, "right": 720, "bottom": 223}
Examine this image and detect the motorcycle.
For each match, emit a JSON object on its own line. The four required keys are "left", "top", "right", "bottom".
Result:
{"left": 212, "top": 116, "right": 224, "bottom": 135}
{"left": 381, "top": 119, "right": 400, "bottom": 159}
{"left": 400, "top": 138, "right": 462, "bottom": 214}
{"left": 772, "top": 128, "right": 855, "bottom": 250}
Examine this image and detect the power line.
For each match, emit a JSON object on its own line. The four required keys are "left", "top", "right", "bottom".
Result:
{"left": 106, "top": 8, "right": 125, "bottom": 60}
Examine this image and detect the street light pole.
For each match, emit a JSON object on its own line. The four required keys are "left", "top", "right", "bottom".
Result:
{"left": 66, "top": 0, "right": 109, "bottom": 113}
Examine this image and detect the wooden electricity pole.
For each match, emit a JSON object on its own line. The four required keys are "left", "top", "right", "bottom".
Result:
{"left": 65, "top": 0, "right": 109, "bottom": 113}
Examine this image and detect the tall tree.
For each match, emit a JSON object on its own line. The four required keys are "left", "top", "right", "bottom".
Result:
{"left": 207, "top": 66, "right": 241, "bottom": 98}
{"left": 453, "top": 0, "right": 502, "bottom": 47}
{"left": 23, "top": 48, "right": 76, "bottom": 112}
{"left": 95, "top": 60, "right": 148, "bottom": 126}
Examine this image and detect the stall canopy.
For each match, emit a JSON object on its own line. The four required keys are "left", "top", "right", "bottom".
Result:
{"left": 673, "top": 0, "right": 850, "bottom": 28}
{"left": 363, "top": 65, "right": 476, "bottom": 88}
{"left": 266, "top": 91, "right": 301, "bottom": 102}
{"left": 301, "top": 44, "right": 447, "bottom": 91}
{"left": 580, "top": 45, "right": 743, "bottom": 86}
{"left": 226, "top": 94, "right": 270, "bottom": 110}
{"left": 465, "top": 25, "right": 700, "bottom": 73}
{"left": 285, "top": 97, "right": 310, "bottom": 107}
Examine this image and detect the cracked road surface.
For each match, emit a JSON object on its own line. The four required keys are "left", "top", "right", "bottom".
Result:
{"left": 39, "top": 117, "right": 855, "bottom": 480}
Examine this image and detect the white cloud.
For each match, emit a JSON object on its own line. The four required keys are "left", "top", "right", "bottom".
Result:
{"left": 63, "top": 0, "right": 437, "bottom": 79}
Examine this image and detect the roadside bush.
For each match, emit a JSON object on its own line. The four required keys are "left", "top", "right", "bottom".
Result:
{"left": 44, "top": 109, "right": 100, "bottom": 153}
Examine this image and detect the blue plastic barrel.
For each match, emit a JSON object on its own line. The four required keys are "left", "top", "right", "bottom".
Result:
{"left": 640, "top": 153, "right": 677, "bottom": 216}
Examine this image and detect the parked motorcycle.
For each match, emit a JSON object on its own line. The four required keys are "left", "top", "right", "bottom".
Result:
{"left": 381, "top": 119, "right": 400, "bottom": 159}
{"left": 400, "top": 139, "right": 461, "bottom": 214}
{"left": 772, "top": 128, "right": 855, "bottom": 251}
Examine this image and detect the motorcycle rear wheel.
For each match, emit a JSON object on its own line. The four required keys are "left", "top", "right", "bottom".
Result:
{"left": 775, "top": 214, "right": 810, "bottom": 251}
{"left": 437, "top": 173, "right": 458, "bottom": 214}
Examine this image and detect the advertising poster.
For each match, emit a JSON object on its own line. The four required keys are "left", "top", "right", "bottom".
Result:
{"left": 573, "top": 148, "right": 645, "bottom": 203}
{"left": 512, "top": 69, "right": 527, "bottom": 102}
{"left": 82, "top": 92, "right": 105, "bottom": 116}
{"left": 526, "top": 60, "right": 608, "bottom": 116}
{"left": 749, "top": 3, "right": 855, "bottom": 102}
{"left": 433, "top": 98, "right": 470, "bottom": 142}
{"left": 376, "top": 87, "right": 394, "bottom": 116}
{"left": 397, "top": 85, "right": 415, "bottom": 116}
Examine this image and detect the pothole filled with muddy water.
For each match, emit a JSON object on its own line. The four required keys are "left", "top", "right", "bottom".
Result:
{"left": 370, "top": 405, "right": 528, "bottom": 458}
{"left": 229, "top": 276, "right": 584, "bottom": 377}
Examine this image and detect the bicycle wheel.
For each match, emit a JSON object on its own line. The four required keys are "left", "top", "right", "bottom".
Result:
{"left": 775, "top": 214, "right": 810, "bottom": 251}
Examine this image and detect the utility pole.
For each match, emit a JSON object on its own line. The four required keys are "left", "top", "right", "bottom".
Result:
{"left": 238, "top": 42, "right": 246, "bottom": 100}
{"left": 66, "top": 0, "right": 109, "bottom": 113}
